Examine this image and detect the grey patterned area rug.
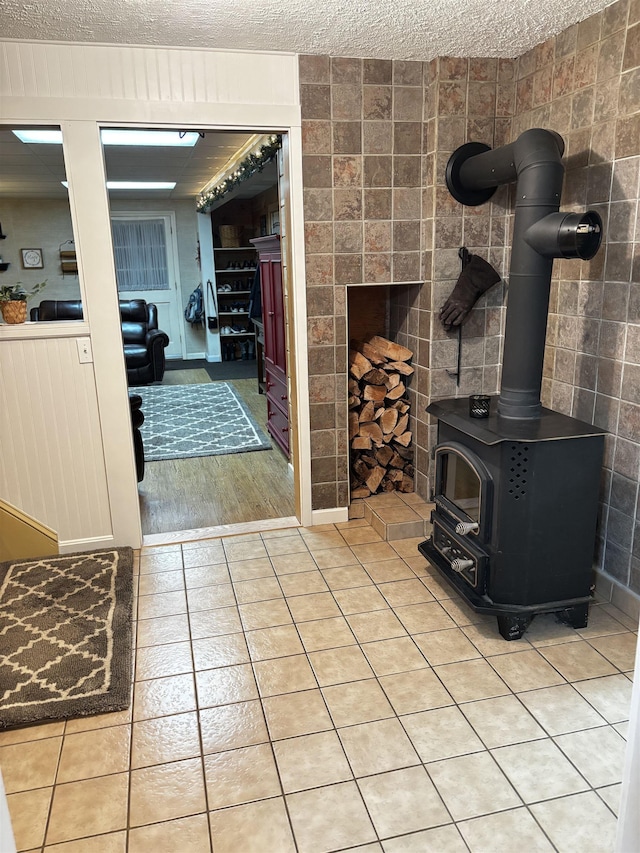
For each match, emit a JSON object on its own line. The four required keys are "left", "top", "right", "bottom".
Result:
{"left": 0, "top": 549, "right": 133, "bottom": 729}
{"left": 137, "top": 382, "right": 272, "bottom": 461}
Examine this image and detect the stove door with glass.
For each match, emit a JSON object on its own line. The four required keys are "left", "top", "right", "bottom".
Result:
{"left": 428, "top": 442, "right": 493, "bottom": 595}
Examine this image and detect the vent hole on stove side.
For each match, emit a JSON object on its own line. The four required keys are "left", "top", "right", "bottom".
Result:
{"left": 507, "top": 444, "right": 530, "bottom": 499}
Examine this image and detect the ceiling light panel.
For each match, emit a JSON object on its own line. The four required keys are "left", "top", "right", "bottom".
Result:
{"left": 107, "top": 181, "right": 176, "bottom": 189}
{"left": 13, "top": 129, "right": 200, "bottom": 147}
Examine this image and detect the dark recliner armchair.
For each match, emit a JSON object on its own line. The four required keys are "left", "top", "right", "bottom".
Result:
{"left": 30, "top": 299, "right": 84, "bottom": 322}
{"left": 119, "top": 300, "right": 169, "bottom": 386}
{"left": 129, "top": 392, "right": 145, "bottom": 482}
{"left": 30, "top": 298, "right": 169, "bottom": 385}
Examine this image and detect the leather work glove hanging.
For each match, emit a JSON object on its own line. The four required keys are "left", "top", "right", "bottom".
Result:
{"left": 440, "top": 253, "right": 501, "bottom": 331}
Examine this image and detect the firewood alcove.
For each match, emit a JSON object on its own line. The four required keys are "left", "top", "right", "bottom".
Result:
{"left": 347, "top": 285, "right": 419, "bottom": 501}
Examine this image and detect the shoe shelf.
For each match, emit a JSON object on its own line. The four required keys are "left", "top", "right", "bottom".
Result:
{"left": 213, "top": 243, "right": 257, "bottom": 360}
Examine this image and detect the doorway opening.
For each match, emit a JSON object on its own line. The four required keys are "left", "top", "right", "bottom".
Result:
{"left": 101, "top": 127, "right": 296, "bottom": 539}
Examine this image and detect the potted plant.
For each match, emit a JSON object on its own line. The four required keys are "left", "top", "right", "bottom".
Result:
{"left": 0, "top": 281, "right": 47, "bottom": 324}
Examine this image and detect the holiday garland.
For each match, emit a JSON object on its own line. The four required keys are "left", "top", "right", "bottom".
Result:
{"left": 197, "top": 134, "right": 282, "bottom": 213}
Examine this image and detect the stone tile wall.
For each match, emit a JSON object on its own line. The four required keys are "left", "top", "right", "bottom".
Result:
{"left": 300, "top": 56, "right": 429, "bottom": 510}
{"left": 300, "top": 54, "right": 508, "bottom": 505}
{"left": 511, "top": 0, "right": 640, "bottom": 593}
{"left": 300, "top": 0, "right": 640, "bottom": 600}
{"left": 423, "top": 57, "right": 515, "bottom": 487}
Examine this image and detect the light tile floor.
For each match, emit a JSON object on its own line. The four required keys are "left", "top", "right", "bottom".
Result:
{"left": 1, "top": 520, "right": 637, "bottom": 853}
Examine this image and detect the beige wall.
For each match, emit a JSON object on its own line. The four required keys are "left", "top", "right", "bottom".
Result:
{"left": 300, "top": 0, "right": 640, "bottom": 597}
{"left": 0, "top": 198, "right": 81, "bottom": 305}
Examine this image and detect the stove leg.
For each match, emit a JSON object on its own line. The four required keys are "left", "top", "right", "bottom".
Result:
{"left": 556, "top": 603, "right": 589, "bottom": 630}
{"left": 497, "top": 613, "right": 531, "bottom": 640}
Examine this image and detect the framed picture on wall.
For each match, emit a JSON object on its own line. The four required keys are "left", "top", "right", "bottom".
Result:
{"left": 21, "top": 248, "right": 44, "bottom": 269}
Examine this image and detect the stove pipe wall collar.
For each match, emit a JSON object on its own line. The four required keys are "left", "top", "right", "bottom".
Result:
{"left": 445, "top": 128, "right": 603, "bottom": 420}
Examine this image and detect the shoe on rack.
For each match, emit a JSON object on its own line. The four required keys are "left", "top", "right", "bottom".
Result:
{"left": 248, "top": 340, "right": 255, "bottom": 359}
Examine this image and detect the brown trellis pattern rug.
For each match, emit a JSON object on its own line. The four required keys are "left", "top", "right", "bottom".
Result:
{"left": 0, "top": 548, "right": 133, "bottom": 729}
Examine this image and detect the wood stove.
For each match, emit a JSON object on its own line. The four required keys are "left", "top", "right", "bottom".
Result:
{"left": 419, "top": 128, "right": 606, "bottom": 640}
{"left": 420, "top": 398, "right": 605, "bottom": 639}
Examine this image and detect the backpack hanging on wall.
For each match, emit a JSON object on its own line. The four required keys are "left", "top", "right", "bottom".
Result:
{"left": 184, "top": 284, "right": 204, "bottom": 326}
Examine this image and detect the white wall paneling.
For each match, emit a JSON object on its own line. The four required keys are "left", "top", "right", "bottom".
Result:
{"left": 0, "top": 42, "right": 298, "bottom": 105}
{"left": 0, "top": 336, "right": 112, "bottom": 544}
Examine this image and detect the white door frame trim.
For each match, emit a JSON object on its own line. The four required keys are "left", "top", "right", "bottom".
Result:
{"left": 0, "top": 41, "right": 313, "bottom": 546}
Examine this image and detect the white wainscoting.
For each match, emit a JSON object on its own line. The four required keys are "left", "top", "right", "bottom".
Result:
{"left": 0, "top": 336, "right": 112, "bottom": 545}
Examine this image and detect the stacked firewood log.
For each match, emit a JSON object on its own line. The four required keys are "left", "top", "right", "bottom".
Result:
{"left": 348, "top": 335, "right": 414, "bottom": 497}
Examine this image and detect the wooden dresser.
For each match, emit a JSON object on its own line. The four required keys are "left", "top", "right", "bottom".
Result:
{"left": 250, "top": 235, "right": 289, "bottom": 457}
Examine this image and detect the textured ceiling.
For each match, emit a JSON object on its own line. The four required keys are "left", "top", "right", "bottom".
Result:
{"left": 0, "top": 0, "right": 617, "bottom": 200}
{"left": 0, "top": 0, "right": 616, "bottom": 60}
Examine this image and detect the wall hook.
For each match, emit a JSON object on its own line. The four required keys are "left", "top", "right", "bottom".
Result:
{"left": 445, "top": 246, "right": 467, "bottom": 387}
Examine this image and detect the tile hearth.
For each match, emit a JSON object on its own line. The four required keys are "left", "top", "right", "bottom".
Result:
{"left": 349, "top": 492, "right": 434, "bottom": 541}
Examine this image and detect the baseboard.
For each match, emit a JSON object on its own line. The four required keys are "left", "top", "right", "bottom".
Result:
{"left": 58, "top": 536, "right": 124, "bottom": 554}
{"left": 183, "top": 352, "right": 206, "bottom": 361}
{"left": 205, "top": 354, "right": 222, "bottom": 363}
{"left": 311, "top": 507, "right": 349, "bottom": 525}
{"left": 594, "top": 568, "right": 640, "bottom": 625}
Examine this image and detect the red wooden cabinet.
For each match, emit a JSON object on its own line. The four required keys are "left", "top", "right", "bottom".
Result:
{"left": 250, "top": 235, "right": 289, "bottom": 457}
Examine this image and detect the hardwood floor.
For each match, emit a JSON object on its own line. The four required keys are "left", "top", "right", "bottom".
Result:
{"left": 138, "top": 368, "right": 295, "bottom": 535}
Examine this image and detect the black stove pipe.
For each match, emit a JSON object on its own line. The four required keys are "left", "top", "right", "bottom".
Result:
{"left": 445, "top": 128, "right": 602, "bottom": 420}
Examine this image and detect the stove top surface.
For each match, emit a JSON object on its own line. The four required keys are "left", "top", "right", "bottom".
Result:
{"left": 427, "top": 397, "right": 607, "bottom": 445}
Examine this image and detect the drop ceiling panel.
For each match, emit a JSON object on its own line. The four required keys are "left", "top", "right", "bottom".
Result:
{"left": 0, "top": 129, "right": 275, "bottom": 200}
